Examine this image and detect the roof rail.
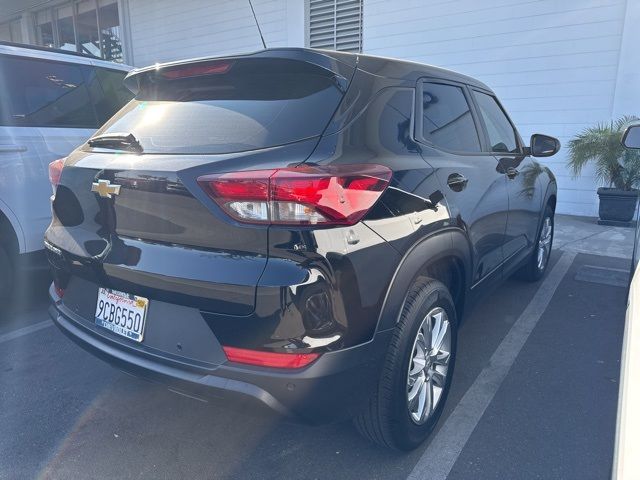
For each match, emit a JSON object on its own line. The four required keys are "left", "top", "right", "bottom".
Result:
{"left": 0, "top": 40, "right": 101, "bottom": 59}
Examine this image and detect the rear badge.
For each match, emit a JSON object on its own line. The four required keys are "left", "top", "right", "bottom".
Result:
{"left": 92, "top": 179, "right": 121, "bottom": 198}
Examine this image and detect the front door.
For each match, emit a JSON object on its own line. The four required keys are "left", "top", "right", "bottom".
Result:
{"left": 471, "top": 89, "right": 541, "bottom": 268}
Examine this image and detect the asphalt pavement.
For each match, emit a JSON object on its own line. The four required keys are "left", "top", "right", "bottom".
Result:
{"left": 0, "top": 247, "right": 628, "bottom": 480}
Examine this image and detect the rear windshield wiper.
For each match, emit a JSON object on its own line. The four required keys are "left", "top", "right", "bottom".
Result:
{"left": 88, "top": 132, "right": 143, "bottom": 153}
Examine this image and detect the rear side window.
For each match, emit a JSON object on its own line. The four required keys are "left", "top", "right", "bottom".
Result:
{"left": 0, "top": 55, "right": 97, "bottom": 128}
{"left": 91, "top": 67, "right": 134, "bottom": 124}
{"left": 94, "top": 58, "right": 347, "bottom": 154}
{"left": 420, "top": 82, "right": 481, "bottom": 153}
{"left": 473, "top": 91, "right": 519, "bottom": 153}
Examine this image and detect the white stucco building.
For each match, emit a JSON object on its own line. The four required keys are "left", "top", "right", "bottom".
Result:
{"left": 1, "top": 0, "right": 638, "bottom": 216}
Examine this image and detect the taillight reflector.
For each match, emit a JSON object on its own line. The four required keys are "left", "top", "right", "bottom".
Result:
{"left": 197, "top": 164, "right": 392, "bottom": 226}
{"left": 48, "top": 158, "right": 66, "bottom": 188}
{"left": 223, "top": 346, "right": 320, "bottom": 369}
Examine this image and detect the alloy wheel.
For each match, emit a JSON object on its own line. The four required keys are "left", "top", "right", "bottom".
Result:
{"left": 406, "top": 307, "right": 451, "bottom": 425}
{"left": 537, "top": 216, "right": 553, "bottom": 271}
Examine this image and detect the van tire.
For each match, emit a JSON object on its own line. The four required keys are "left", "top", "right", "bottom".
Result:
{"left": 0, "top": 244, "right": 14, "bottom": 308}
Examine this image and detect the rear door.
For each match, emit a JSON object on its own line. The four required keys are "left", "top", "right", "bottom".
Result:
{"left": 415, "top": 79, "right": 509, "bottom": 286}
{"left": 471, "top": 89, "right": 542, "bottom": 267}
{"left": 0, "top": 54, "right": 98, "bottom": 254}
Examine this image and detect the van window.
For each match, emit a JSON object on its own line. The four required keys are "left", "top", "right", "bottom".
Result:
{"left": 420, "top": 82, "right": 481, "bottom": 152}
{"left": 90, "top": 67, "right": 134, "bottom": 124}
{"left": 0, "top": 55, "right": 98, "bottom": 128}
{"left": 473, "top": 91, "right": 519, "bottom": 153}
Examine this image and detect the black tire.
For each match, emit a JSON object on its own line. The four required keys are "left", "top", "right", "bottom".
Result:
{"left": 354, "top": 278, "right": 457, "bottom": 450}
{"left": 0, "top": 243, "right": 14, "bottom": 307}
{"left": 518, "top": 205, "right": 554, "bottom": 282}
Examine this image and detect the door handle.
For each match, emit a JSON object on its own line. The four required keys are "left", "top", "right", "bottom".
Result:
{"left": 506, "top": 167, "right": 519, "bottom": 179}
{"left": 0, "top": 144, "right": 27, "bottom": 153}
{"left": 447, "top": 173, "right": 468, "bottom": 192}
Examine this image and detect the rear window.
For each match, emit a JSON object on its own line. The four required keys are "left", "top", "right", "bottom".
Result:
{"left": 93, "top": 58, "right": 347, "bottom": 154}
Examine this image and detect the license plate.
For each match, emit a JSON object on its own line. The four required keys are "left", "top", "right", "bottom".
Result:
{"left": 94, "top": 288, "right": 149, "bottom": 342}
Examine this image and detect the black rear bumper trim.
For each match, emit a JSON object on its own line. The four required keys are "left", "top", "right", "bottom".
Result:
{"left": 49, "top": 299, "right": 392, "bottom": 423}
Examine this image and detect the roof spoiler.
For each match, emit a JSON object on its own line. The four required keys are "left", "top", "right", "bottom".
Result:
{"left": 123, "top": 48, "right": 358, "bottom": 95}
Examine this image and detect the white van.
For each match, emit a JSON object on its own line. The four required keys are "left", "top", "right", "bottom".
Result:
{"left": 0, "top": 42, "right": 132, "bottom": 302}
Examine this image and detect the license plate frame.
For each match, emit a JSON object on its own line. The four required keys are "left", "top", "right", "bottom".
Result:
{"left": 94, "top": 287, "right": 149, "bottom": 343}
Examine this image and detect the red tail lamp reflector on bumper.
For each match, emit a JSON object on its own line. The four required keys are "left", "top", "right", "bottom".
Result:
{"left": 222, "top": 346, "right": 320, "bottom": 369}
{"left": 54, "top": 285, "right": 65, "bottom": 298}
{"left": 197, "top": 164, "right": 392, "bottom": 226}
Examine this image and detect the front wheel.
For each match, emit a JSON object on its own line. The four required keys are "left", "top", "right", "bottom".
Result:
{"left": 354, "top": 278, "right": 457, "bottom": 450}
{"left": 518, "top": 205, "right": 554, "bottom": 282}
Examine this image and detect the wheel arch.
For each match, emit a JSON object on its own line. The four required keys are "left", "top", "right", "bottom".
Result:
{"left": 541, "top": 166, "right": 557, "bottom": 212}
{"left": 375, "top": 229, "right": 471, "bottom": 333}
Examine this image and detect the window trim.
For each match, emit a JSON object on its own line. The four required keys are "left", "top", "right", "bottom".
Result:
{"left": 414, "top": 77, "right": 490, "bottom": 156}
{"left": 0, "top": 53, "right": 100, "bottom": 129}
{"left": 469, "top": 87, "right": 526, "bottom": 156}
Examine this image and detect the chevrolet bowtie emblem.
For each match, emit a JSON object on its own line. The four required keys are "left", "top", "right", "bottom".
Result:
{"left": 91, "top": 179, "right": 121, "bottom": 198}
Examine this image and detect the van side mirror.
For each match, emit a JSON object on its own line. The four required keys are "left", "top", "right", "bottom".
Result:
{"left": 622, "top": 125, "right": 640, "bottom": 149}
{"left": 529, "top": 134, "right": 560, "bottom": 157}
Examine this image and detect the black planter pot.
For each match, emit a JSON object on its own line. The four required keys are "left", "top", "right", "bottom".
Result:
{"left": 597, "top": 188, "right": 639, "bottom": 222}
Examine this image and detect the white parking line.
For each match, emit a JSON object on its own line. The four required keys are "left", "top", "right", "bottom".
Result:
{"left": 0, "top": 320, "right": 53, "bottom": 345}
{"left": 407, "top": 251, "right": 576, "bottom": 480}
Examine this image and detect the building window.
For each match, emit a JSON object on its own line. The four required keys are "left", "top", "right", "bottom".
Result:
{"left": 33, "top": 0, "right": 123, "bottom": 63}
{"left": 308, "top": 0, "right": 363, "bottom": 53}
{"left": 0, "top": 18, "right": 23, "bottom": 43}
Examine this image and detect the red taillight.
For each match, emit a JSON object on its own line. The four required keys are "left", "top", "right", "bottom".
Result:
{"left": 223, "top": 346, "right": 320, "bottom": 369}
{"left": 54, "top": 283, "right": 65, "bottom": 298}
{"left": 48, "top": 158, "right": 66, "bottom": 188}
{"left": 160, "top": 61, "right": 232, "bottom": 79}
{"left": 197, "top": 164, "right": 392, "bottom": 226}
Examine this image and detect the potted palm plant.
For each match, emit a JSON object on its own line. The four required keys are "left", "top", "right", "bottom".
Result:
{"left": 568, "top": 116, "right": 640, "bottom": 224}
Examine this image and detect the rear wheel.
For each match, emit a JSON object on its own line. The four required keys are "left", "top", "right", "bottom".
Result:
{"left": 354, "top": 278, "right": 457, "bottom": 450}
{"left": 518, "top": 205, "right": 554, "bottom": 282}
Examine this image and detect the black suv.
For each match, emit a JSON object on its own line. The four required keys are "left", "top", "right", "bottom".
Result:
{"left": 46, "top": 48, "right": 558, "bottom": 450}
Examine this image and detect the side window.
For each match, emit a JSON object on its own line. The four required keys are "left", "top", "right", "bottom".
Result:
{"left": 90, "top": 67, "right": 134, "bottom": 124}
{"left": 420, "top": 82, "right": 481, "bottom": 152}
{"left": 473, "top": 91, "right": 519, "bottom": 153}
{"left": 0, "top": 55, "right": 98, "bottom": 128}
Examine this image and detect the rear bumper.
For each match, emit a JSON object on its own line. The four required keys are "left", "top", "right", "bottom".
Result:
{"left": 49, "top": 289, "right": 392, "bottom": 424}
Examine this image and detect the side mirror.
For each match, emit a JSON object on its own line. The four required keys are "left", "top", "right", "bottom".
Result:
{"left": 529, "top": 134, "right": 560, "bottom": 157}
{"left": 622, "top": 125, "right": 640, "bottom": 149}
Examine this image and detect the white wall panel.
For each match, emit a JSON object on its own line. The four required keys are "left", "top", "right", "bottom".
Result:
{"left": 126, "top": 0, "right": 302, "bottom": 67}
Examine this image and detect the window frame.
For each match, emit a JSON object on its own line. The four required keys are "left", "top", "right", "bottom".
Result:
{"left": 0, "top": 53, "right": 100, "bottom": 129}
{"left": 414, "top": 77, "right": 489, "bottom": 156}
{"left": 469, "top": 87, "right": 526, "bottom": 156}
